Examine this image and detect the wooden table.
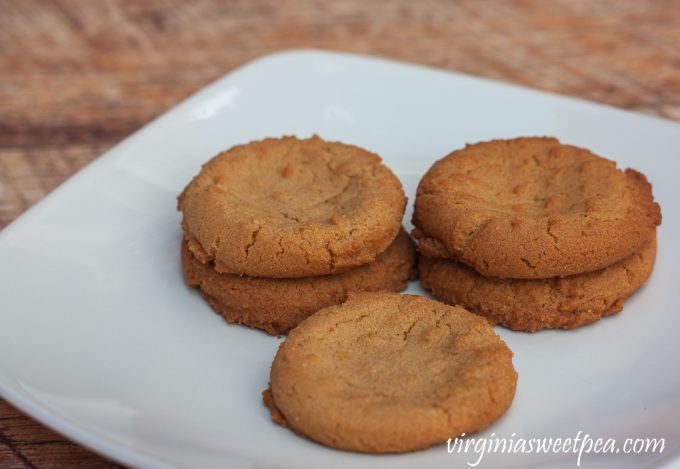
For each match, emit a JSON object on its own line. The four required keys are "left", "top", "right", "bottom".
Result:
{"left": 1, "top": 0, "right": 679, "bottom": 466}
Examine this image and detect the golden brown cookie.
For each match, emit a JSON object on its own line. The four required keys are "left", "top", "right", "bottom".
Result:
{"left": 178, "top": 136, "right": 406, "bottom": 278}
{"left": 182, "top": 230, "right": 416, "bottom": 335}
{"left": 265, "top": 292, "right": 517, "bottom": 453}
{"left": 419, "top": 234, "right": 656, "bottom": 332}
{"left": 413, "top": 137, "right": 661, "bottom": 279}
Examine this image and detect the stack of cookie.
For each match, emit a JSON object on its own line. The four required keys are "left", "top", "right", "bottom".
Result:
{"left": 414, "top": 137, "right": 662, "bottom": 331}
{"left": 178, "top": 136, "right": 415, "bottom": 335}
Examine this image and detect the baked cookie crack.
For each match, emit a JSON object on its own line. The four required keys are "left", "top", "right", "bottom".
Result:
{"left": 244, "top": 223, "right": 261, "bottom": 256}
{"left": 401, "top": 318, "right": 420, "bottom": 342}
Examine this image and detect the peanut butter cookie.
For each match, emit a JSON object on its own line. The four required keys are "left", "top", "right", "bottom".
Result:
{"left": 265, "top": 292, "right": 517, "bottom": 453}
{"left": 182, "top": 230, "right": 416, "bottom": 335}
{"left": 419, "top": 234, "right": 656, "bottom": 332}
{"left": 179, "top": 136, "right": 406, "bottom": 278}
{"left": 413, "top": 137, "right": 661, "bottom": 278}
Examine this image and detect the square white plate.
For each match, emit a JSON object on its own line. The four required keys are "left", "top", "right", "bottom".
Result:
{"left": 1, "top": 50, "right": 679, "bottom": 469}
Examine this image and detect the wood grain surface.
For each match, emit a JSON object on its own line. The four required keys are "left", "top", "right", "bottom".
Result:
{"left": 1, "top": 0, "right": 679, "bottom": 467}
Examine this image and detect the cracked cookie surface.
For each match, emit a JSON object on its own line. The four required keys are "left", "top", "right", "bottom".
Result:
{"left": 178, "top": 135, "right": 406, "bottom": 278}
{"left": 181, "top": 230, "right": 416, "bottom": 335}
{"left": 420, "top": 234, "right": 656, "bottom": 332}
{"left": 413, "top": 137, "right": 661, "bottom": 278}
{"left": 265, "top": 292, "right": 517, "bottom": 453}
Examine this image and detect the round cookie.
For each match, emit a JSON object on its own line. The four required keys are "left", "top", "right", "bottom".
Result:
{"left": 265, "top": 292, "right": 517, "bottom": 453}
{"left": 413, "top": 137, "right": 661, "bottom": 279}
{"left": 182, "top": 230, "right": 416, "bottom": 335}
{"left": 178, "top": 136, "right": 406, "bottom": 278}
{"left": 419, "top": 235, "right": 657, "bottom": 332}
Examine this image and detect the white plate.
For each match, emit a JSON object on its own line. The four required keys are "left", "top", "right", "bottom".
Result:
{"left": 1, "top": 50, "right": 679, "bottom": 469}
